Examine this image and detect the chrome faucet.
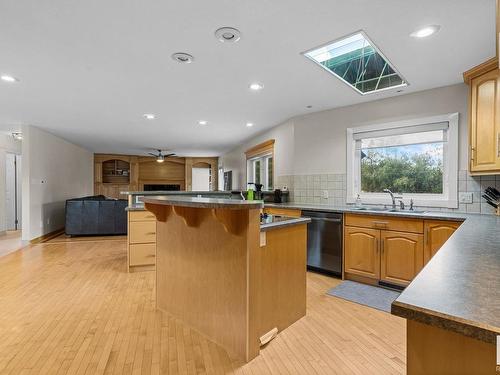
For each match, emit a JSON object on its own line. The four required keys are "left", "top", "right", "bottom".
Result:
{"left": 383, "top": 189, "right": 402, "bottom": 210}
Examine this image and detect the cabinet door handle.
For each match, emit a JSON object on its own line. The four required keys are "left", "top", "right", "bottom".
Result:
{"left": 375, "top": 238, "right": 379, "bottom": 252}
{"left": 497, "top": 134, "right": 500, "bottom": 157}
{"left": 470, "top": 146, "right": 475, "bottom": 161}
{"left": 426, "top": 228, "right": 430, "bottom": 245}
{"left": 146, "top": 232, "right": 156, "bottom": 235}
{"left": 381, "top": 239, "right": 384, "bottom": 253}
{"left": 373, "top": 221, "right": 388, "bottom": 228}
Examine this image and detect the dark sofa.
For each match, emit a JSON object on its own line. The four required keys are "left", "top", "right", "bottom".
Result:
{"left": 65, "top": 195, "right": 128, "bottom": 236}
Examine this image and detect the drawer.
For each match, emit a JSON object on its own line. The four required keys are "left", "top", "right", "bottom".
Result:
{"left": 129, "top": 243, "right": 156, "bottom": 266}
{"left": 263, "top": 207, "right": 302, "bottom": 218}
{"left": 129, "top": 221, "right": 157, "bottom": 244}
{"left": 129, "top": 210, "right": 157, "bottom": 221}
{"left": 345, "top": 213, "right": 423, "bottom": 234}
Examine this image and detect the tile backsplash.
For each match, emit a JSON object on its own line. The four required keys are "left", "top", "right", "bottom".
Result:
{"left": 274, "top": 170, "right": 499, "bottom": 215}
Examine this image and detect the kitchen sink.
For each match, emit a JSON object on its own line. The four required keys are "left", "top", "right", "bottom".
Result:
{"left": 350, "top": 207, "right": 426, "bottom": 214}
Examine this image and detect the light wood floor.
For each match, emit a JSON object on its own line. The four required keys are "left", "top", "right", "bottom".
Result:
{"left": 0, "top": 237, "right": 406, "bottom": 374}
{"left": 0, "top": 230, "right": 25, "bottom": 258}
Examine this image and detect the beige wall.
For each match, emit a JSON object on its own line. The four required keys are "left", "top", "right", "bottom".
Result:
{"left": 22, "top": 126, "right": 93, "bottom": 240}
{"left": 221, "top": 83, "right": 468, "bottom": 189}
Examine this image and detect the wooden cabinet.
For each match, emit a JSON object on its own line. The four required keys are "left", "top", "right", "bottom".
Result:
{"left": 344, "top": 214, "right": 462, "bottom": 287}
{"left": 424, "top": 220, "right": 461, "bottom": 263}
{"left": 380, "top": 231, "right": 423, "bottom": 287}
{"left": 344, "top": 226, "right": 380, "bottom": 280}
{"left": 464, "top": 60, "right": 500, "bottom": 174}
{"left": 469, "top": 68, "right": 500, "bottom": 173}
{"left": 263, "top": 207, "right": 302, "bottom": 218}
{"left": 127, "top": 210, "right": 156, "bottom": 271}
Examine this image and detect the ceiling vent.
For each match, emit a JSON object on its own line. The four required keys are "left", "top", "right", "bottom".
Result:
{"left": 215, "top": 27, "right": 241, "bottom": 43}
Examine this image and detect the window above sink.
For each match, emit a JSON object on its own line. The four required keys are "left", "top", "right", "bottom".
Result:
{"left": 346, "top": 113, "right": 459, "bottom": 208}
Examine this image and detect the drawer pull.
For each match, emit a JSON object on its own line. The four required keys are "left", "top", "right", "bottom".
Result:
{"left": 146, "top": 232, "right": 156, "bottom": 235}
{"left": 372, "top": 221, "right": 388, "bottom": 227}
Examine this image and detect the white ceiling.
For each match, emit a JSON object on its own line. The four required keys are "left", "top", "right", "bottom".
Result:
{"left": 0, "top": 0, "right": 495, "bottom": 156}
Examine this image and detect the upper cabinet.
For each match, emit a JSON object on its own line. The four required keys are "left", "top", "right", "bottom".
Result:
{"left": 464, "top": 2, "right": 500, "bottom": 174}
{"left": 466, "top": 64, "right": 500, "bottom": 174}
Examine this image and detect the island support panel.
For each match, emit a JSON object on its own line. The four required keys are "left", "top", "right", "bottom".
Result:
{"left": 150, "top": 204, "right": 261, "bottom": 362}
{"left": 407, "top": 320, "right": 497, "bottom": 375}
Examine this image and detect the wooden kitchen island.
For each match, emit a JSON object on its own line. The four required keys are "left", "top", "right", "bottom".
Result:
{"left": 142, "top": 196, "right": 310, "bottom": 362}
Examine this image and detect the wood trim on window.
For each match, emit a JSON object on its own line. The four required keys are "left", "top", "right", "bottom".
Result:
{"left": 245, "top": 139, "right": 275, "bottom": 159}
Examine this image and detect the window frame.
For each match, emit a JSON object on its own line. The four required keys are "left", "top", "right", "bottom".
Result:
{"left": 346, "top": 113, "right": 459, "bottom": 208}
{"left": 245, "top": 139, "right": 275, "bottom": 191}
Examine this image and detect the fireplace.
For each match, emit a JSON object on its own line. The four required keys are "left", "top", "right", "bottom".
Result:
{"left": 143, "top": 184, "right": 181, "bottom": 191}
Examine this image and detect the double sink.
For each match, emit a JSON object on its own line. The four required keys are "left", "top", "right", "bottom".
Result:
{"left": 350, "top": 206, "right": 427, "bottom": 214}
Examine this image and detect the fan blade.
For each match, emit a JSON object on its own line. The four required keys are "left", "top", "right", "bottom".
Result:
{"left": 164, "top": 153, "right": 176, "bottom": 157}
{"left": 148, "top": 153, "right": 157, "bottom": 157}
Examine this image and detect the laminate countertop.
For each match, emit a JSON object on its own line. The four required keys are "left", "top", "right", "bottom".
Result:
{"left": 139, "top": 196, "right": 310, "bottom": 231}
{"left": 142, "top": 195, "right": 264, "bottom": 210}
{"left": 267, "top": 202, "right": 500, "bottom": 344}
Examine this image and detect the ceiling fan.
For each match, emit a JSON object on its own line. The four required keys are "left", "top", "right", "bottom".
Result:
{"left": 148, "top": 149, "right": 176, "bottom": 163}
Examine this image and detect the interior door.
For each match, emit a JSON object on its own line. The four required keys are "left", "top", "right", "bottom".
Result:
{"left": 380, "top": 230, "right": 424, "bottom": 287}
{"left": 344, "top": 226, "right": 380, "bottom": 280}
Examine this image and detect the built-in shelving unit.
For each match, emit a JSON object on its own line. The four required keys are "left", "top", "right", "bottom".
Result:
{"left": 102, "top": 159, "right": 130, "bottom": 184}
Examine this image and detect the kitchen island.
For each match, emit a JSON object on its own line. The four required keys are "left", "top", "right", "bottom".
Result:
{"left": 142, "top": 196, "right": 310, "bottom": 362}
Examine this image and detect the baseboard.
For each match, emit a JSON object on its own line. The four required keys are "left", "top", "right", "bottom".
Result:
{"left": 30, "top": 228, "right": 65, "bottom": 244}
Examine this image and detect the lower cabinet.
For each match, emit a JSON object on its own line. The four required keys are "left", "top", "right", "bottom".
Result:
{"left": 128, "top": 210, "right": 156, "bottom": 272}
{"left": 344, "top": 227, "right": 380, "bottom": 280}
{"left": 424, "top": 220, "right": 461, "bottom": 263}
{"left": 344, "top": 214, "right": 461, "bottom": 288}
{"left": 380, "top": 231, "right": 423, "bottom": 286}
{"left": 263, "top": 207, "right": 302, "bottom": 218}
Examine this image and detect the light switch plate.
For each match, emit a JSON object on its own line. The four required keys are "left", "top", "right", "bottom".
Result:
{"left": 459, "top": 192, "right": 473, "bottom": 204}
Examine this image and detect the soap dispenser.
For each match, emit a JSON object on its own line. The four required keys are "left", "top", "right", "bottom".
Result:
{"left": 355, "top": 194, "right": 362, "bottom": 207}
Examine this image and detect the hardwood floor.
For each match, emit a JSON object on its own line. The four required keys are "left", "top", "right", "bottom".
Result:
{"left": 0, "top": 237, "right": 405, "bottom": 374}
{"left": 0, "top": 230, "right": 25, "bottom": 258}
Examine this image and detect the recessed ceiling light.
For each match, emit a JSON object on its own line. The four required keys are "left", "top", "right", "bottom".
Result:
{"left": 249, "top": 82, "right": 264, "bottom": 91}
{"left": 215, "top": 27, "right": 241, "bottom": 43}
{"left": 246, "top": 122, "right": 254, "bottom": 127}
{"left": 306, "top": 105, "right": 313, "bottom": 109}
{"left": 1, "top": 75, "right": 19, "bottom": 83}
{"left": 198, "top": 120, "right": 208, "bottom": 126}
{"left": 171, "top": 52, "right": 194, "bottom": 64}
{"left": 143, "top": 114, "right": 156, "bottom": 120}
{"left": 410, "top": 25, "right": 441, "bottom": 38}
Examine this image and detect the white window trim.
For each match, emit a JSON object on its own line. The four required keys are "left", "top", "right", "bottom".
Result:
{"left": 247, "top": 152, "right": 273, "bottom": 190}
{"left": 346, "top": 113, "right": 459, "bottom": 208}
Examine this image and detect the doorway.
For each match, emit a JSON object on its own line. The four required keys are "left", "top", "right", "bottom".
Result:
{"left": 192, "top": 163, "right": 211, "bottom": 191}
{"left": 5, "top": 153, "right": 21, "bottom": 231}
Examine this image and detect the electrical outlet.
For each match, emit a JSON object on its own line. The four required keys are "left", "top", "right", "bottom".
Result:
{"left": 459, "top": 192, "right": 473, "bottom": 204}
{"left": 322, "top": 190, "right": 328, "bottom": 199}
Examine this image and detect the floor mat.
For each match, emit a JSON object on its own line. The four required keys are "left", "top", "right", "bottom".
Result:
{"left": 327, "top": 280, "right": 401, "bottom": 313}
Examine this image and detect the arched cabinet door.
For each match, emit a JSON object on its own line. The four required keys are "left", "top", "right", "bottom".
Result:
{"left": 424, "top": 220, "right": 461, "bottom": 264}
{"left": 344, "top": 226, "right": 380, "bottom": 280}
{"left": 470, "top": 69, "right": 500, "bottom": 173}
{"left": 380, "top": 231, "right": 423, "bottom": 287}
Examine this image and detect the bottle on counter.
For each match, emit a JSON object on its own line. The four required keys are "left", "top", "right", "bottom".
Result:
{"left": 355, "top": 194, "right": 362, "bottom": 207}
{"left": 247, "top": 183, "right": 255, "bottom": 201}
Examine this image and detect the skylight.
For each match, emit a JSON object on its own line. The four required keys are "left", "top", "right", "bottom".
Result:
{"left": 303, "top": 31, "right": 407, "bottom": 95}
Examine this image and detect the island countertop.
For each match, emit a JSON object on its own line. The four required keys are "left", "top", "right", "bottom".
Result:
{"left": 142, "top": 195, "right": 264, "bottom": 210}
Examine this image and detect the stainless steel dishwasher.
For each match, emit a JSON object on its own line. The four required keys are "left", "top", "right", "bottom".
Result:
{"left": 302, "top": 210, "right": 343, "bottom": 277}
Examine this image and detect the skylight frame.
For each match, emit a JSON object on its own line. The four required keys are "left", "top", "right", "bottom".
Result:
{"left": 302, "top": 30, "right": 409, "bottom": 95}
